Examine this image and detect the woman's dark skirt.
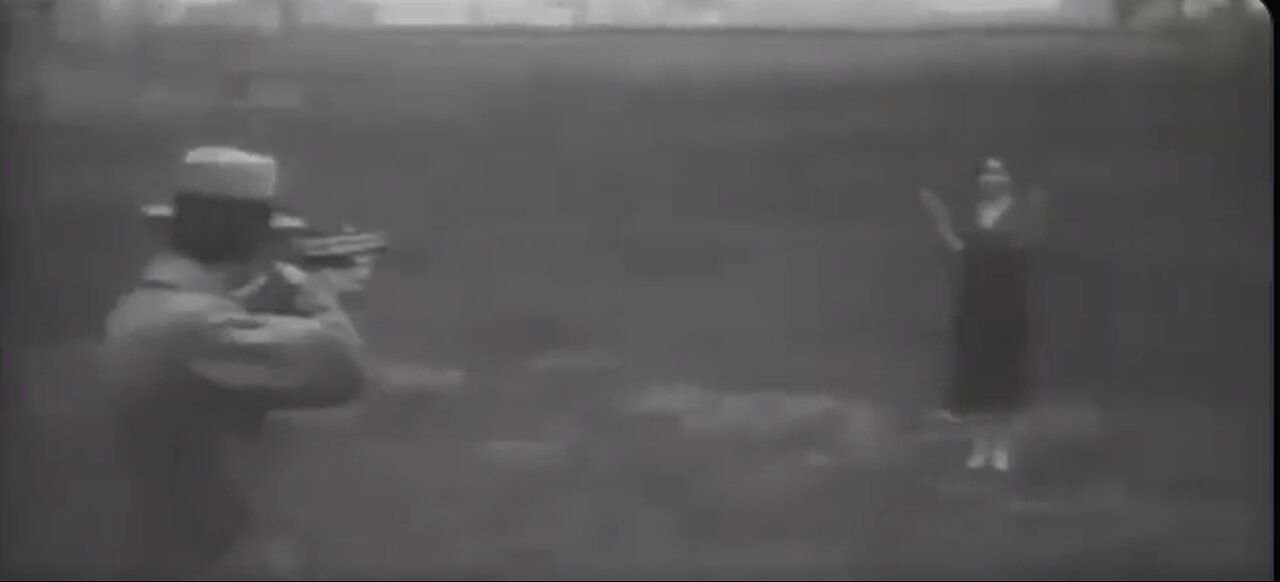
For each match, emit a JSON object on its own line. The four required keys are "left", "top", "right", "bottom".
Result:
{"left": 945, "top": 235, "right": 1033, "bottom": 417}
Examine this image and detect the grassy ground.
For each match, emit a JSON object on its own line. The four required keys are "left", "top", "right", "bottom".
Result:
{"left": 2, "top": 29, "right": 1272, "bottom": 579}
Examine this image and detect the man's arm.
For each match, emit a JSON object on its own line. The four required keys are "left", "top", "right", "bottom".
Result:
{"left": 276, "top": 262, "right": 365, "bottom": 345}
{"left": 187, "top": 302, "right": 369, "bottom": 410}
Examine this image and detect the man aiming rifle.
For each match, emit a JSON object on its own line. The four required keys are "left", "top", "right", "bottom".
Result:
{"left": 105, "top": 146, "right": 374, "bottom": 578}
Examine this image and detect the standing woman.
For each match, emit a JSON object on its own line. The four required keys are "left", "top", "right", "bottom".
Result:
{"left": 919, "top": 157, "right": 1048, "bottom": 472}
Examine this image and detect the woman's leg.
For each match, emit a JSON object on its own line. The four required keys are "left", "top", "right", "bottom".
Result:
{"left": 963, "top": 415, "right": 1017, "bottom": 472}
{"left": 966, "top": 430, "right": 993, "bottom": 470}
{"left": 990, "top": 419, "right": 1014, "bottom": 472}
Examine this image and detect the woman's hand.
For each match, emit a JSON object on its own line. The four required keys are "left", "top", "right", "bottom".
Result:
{"left": 919, "top": 188, "right": 965, "bottom": 251}
{"left": 919, "top": 187, "right": 947, "bottom": 218}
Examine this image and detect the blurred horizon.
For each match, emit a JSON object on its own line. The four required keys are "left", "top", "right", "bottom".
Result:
{"left": 51, "top": 0, "right": 1268, "bottom": 32}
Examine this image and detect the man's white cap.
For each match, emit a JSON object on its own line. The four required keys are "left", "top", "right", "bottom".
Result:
{"left": 177, "top": 146, "right": 279, "bottom": 201}
{"left": 141, "top": 146, "right": 309, "bottom": 232}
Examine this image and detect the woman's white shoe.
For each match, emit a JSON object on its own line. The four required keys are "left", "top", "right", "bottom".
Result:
{"left": 966, "top": 437, "right": 991, "bottom": 470}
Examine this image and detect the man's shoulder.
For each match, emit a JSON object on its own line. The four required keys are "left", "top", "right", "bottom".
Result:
{"left": 106, "top": 287, "right": 244, "bottom": 340}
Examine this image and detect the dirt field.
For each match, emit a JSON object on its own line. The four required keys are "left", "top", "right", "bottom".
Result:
{"left": 2, "top": 29, "right": 1272, "bottom": 579}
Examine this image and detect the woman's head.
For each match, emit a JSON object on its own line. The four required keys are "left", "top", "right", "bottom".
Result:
{"left": 976, "top": 157, "right": 1015, "bottom": 202}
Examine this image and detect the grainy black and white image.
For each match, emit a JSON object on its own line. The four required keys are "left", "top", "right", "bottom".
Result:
{"left": 1, "top": 1, "right": 1272, "bottom": 579}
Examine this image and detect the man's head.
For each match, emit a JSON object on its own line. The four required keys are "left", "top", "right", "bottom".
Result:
{"left": 976, "top": 157, "right": 1015, "bottom": 203}
{"left": 163, "top": 147, "right": 299, "bottom": 278}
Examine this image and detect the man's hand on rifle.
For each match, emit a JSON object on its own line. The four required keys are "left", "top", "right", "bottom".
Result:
{"left": 293, "top": 228, "right": 388, "bottom": 297}
{"left": 237, "top": 226, "right": 389, "bottom": 314}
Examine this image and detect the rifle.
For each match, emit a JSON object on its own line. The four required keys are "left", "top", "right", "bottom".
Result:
{"left": 291, "top": 227, "right": 390, "bottom": 271}
{"left": 237, "top": 226, "right": 391, "bottom": 314}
